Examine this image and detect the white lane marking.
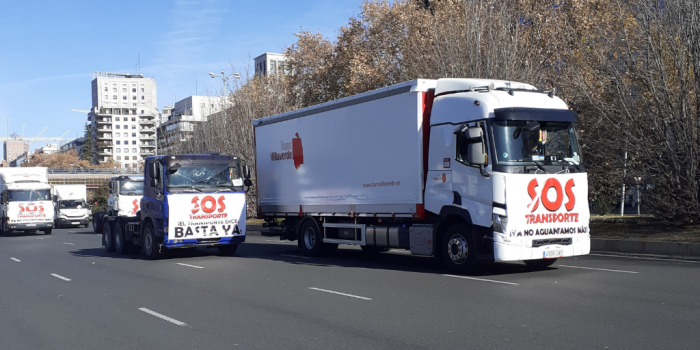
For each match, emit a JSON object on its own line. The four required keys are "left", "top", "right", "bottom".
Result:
{"left": 443, "top": 274, "right": 519, "bottom": 286}
{"left": 63, "top": 242, "right": 74, "bottom": 246}
{"left": 36, "top": 237, "right": 44, "bottom": 240}
{"left": 138, "top": 308, "right": 188, "bottom": 326}
{"left": 175, "top": 262, "right": 204, "bottom": 269}
{"left": 557, "top": 265, "right": 639, "bottom": 274}
{"left": 280, "top": 254, "right": 313, "bottom": 259}
{"left": 265, "top": 240, "right": 294, "bottom": 244}
{"left": 588, "top": 253, "right": 700, "bottom": 264}
{"left": 10, "top": 258, "right": 21, "bottom": 262}
{"left": 309, "top": 287, "right": 373, "bottom": 301}
{"left": 51, "top": 273, "right": 71, "bottom": 281}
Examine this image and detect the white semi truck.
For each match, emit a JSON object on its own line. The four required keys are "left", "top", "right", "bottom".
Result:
{"left": 52, "top": 184, "right": 91, "bottom": 228}
{"left": 254, "top": 78, "right": 590, "bottom": 272}
{"left": 0, "top": 167, "right": 55, "bottom": 235}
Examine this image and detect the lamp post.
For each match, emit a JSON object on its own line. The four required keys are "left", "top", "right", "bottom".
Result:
{"left": 208, "top": 72, "right": 240, "bottom": 142}
{"left": 69, "top": 163, "right": 85, "bottom": 174}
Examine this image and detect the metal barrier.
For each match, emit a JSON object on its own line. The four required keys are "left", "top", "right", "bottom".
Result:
{"left": 46, "top": 167, "right": 141, "bottom": 174}
{"left": 48, "top": 175, "right": 113, "bottom": 188}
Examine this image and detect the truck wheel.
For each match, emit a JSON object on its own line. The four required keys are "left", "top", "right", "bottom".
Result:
{"left": 114, "top": 221, "right": 130, "bottom": 254}
{"left": 524, "top": 258, "right": 557, "bottom": 270}
{"left": 298, "top": 220, "right": 323, "bottom": 257}
{"left": 93, "top": 215, "right": 103, "bottom": 234}
{"left": 43, "top": 229, "right": 52, "bottom": 235}
{"left": 217, "top": 244, "right": 238, "bottom": 255}
{"left": 103, "top": 221, "right": 115, "bottom": 252}
{"left": 142, "top": 222, "right": 164, "bottom": 260}
{"left": 441, "top": 224, "right": 476, "bottom": 274}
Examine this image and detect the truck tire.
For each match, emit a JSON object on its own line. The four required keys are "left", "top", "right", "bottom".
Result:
{"left": 142, "top": 222, "right": 164, "bottom": 260}
{"left": 93, "top": 215, "right": 103, "bottom": 234}
{"left": 103, "top": 221, "right": 115, "bottom": 252}
{"left": 43, "top": 229, "right": 52, "bottom": 235}
{"left": 298, "top": 219, "right": 323, "bottom": 257}
{"left": 217, "top": 244, "right": 238, "bottom": 255}
{"left": 114, "top": 221, "right": 130, "bottom": 255}
{"left": 441, "top": 224, "right": 476, "bottom": 274}
{"left": 524, "top": 258, "right": 557, "bottom": 270}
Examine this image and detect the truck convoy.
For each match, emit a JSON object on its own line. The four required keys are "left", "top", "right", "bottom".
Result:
{"left": 95, "top": 154, "right": 250, "bottom": 259}
{"left": 0, "top": 167, "right": 55, "bottom": 235}
{"left": 52, "top": 184, "right": 91, "bottom": 228}
{"left": 254, "top": 78, "right": 590, "bottom": 272}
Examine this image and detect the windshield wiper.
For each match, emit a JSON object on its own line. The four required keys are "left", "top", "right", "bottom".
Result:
{"left": 169, "top": 186, "right": 203, "bottom": 193}
{"left": 533, "top": 161, "right": 549, "bottom": 173}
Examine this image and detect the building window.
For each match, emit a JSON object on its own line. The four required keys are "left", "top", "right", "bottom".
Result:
{"left": 132, "top": 88, "right": 136, "bottom": 92}
{"left": 141, "top": 88, "right": 144, "bottom": 92}
{"left": 113, "top": 88, "right": 117, "bottom": 92}
{"left": 141, "top": 96, "right": 145, "bottom": 100}
{"left": 124, "top": 125, "right": 128, "bottom": 129}
{"left": 132, "top": 148, "right": 137, "bottom": 153}
{"left": 122, "top": 96, "right": 127, "bottom": 100}
{"left": 132, "top": 133, "right": 136, "bottom": 137}
{"left": 116, "top": 156, "right": 121, "bottom": 160}
{"left": 115, "top": 133, "right": 120, "bottom": 137}
{"left": 122, "top": 88, "right": 126, "bottom": 92}
{"left": 104, "top": 87, "right": 108, "bottom": 92}
{"left": 115, "top": 117, "right": 120, "bottom": 121}
{"left": 132, "top": 140, "right": 136, "bottom": 145}
{"left": 116, "top": 141, "right": 120, "bottom": 145}
{"left": 115, "top": 125, "right": 120, "bottom": 129}
{"left": 124, "top": 148, "right": 129, "bottom": 153}
{"left": 132, "top": 125, "right": 136, "bottom": 129}
{"left": 140, "top": 110, "right": 144, "bottom": 114}
{"left": 116, "top": 148, "right": 121, "bottom": 153}
{"left": 113, "top": 95, "right": 117, "bottom": 100}
{"left": 132, "top": 96, "right": 136, "bottom": 100}
{"left": 104, "top": 95, "right": 108, "bottom": 100}
{"left": 124, "top": 156, "right": 129, "bottom": 160}
{"left": 131, "top": 117, "right": 136, "bottom": 122}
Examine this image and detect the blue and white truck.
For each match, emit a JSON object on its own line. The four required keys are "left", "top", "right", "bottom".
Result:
{"left": 97, "top": 153, "right": 251, "bottom": 259}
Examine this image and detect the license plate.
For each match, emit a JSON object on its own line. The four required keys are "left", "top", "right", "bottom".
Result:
{"left": 27, "top": 224, "right": 36, "bottom": 227}
{"left": 543, "top": 250, "right": 563, "bottom": 259}
{"left": 72, "top": 222, "right": 80, "bottom": 225}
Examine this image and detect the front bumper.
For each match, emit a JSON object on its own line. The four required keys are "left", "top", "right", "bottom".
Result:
{"left": 58, "top": 218, "right": 89, "bottom": 227}
{"left": 493, "top": 233, "right": 591, "bottom": 261}
{"left": 163, "top": 235, "right": 246, "bottom": 249}
{"left": 8, "top": 222, "right": 54, "bottom": 230}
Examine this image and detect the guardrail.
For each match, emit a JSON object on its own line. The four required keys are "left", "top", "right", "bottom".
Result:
{"left": 47, "top": 168, "right": 141, "bottom": 174}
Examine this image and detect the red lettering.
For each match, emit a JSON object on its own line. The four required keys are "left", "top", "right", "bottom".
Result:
{"left": 191, "top": 196, "right": 200, "bottom": 214}
{"left": 565, "top": 179, "right": 576, "bottom": 211}
{"left": 217, "top": 196, "right": 226, "bottom": 213}
{"left": 527, "top": 179, "right": 539, "bottom": 212}
{"left": 201, "top": 196, "right": 217, "bottom": 213}
{"left": 541, "top": 178, "right": 563, "bottom": 211}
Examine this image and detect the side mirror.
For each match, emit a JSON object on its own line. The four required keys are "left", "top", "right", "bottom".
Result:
{"left": 149, "top": 161, "right": 157, "bottom": 179}
{"left": 468, "top": 142, "right": 487, "bottom": 165}
{"left": 150, "top": 178, "right": 158, "bottom": 187}
{"left": 244, "top": 165, "right": 251, "bottom": 179}
{"left": 466, "top": 127, "right": 483, "bottom": 140}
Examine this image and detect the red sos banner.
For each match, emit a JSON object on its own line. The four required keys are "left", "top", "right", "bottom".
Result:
{"left": 132, "top": 199, "right": 139, "bottom": 213}
{"left": 190, "top": 196, "right": 227, "bottom": 219}
{"left": 19, "top": 203, "right": 45, "bottom": 213}
{"left": 525, "top": 178, "right": 580, "bottom": 224}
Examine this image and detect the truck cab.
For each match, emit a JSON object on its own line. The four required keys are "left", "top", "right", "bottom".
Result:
{"left": 0, "top": 168, "right": 55, "bottom": 235}
{"left": 52, "top": 185, "right": 91, "bottom": 228}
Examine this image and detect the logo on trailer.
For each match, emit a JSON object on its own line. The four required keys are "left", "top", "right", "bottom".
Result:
{"left": 190, "top": 196, "right": 227, "bottom": 219}
{"left": 19, "top": 203, "right": 44, "bottom": 213}
{"left": 524, "top": 178, "right": 580, "bottom": 224}
{"left": 270, "top": 133, "right": 304, "bottom": 169}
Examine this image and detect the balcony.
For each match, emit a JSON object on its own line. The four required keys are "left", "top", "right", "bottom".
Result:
{"left": 98, "top": 149, "right": 112, "bottom": 155}
{"left": 140, "top": 150, "right": 155, "bottom": 155}
{"left": 140, "top": 127, "right": 156, "bottom": 133}
{"left": 96, "top": 117, "right": 111, "bottom": 124}
{"left": 140, "top": 142, "right": 156, "bottom": 148}
{"left": 96, "top": 133, "right": 112, "bottom": 140}
{"left": 139, "top": 134, "right": 156, "bottom": 140}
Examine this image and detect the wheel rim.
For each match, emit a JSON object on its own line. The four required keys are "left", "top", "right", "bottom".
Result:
{"left": 144, "top": 228, "right": 153, "bottom": 255}
{"left": 446, "top": 234, "right": 469, "bottom": 265}
{"left": 104, "top": 226, "right": 111, "bottom": 247}
{"left": 303, "top": 227, "right": 316, "bottom": 249}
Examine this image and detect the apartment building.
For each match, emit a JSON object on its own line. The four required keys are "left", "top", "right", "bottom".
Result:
{"left": 156, "top": 96, "right": 225, "bottom": 154}
{"left": 3, "top": 137, "right": 30, "bottom": 165}
{"left": 87, "top": 72, "right": 158, "bottom": 167}
{"left": 254, "top": 52, "right": 288, "bottom": 76}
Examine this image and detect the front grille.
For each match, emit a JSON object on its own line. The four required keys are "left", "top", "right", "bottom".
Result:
{"left": 532, "top": 238, "right": 572, "bottom": 247}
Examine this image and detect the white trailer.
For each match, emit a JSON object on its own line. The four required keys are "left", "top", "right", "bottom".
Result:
{"left": 0, "top": 167, "right": 55, "bottom": 235}
{"left": 254, "top": 79, "right": 590, "bottom": 272}
{"left": 52, "top": 185, "right": 90, "bottom": 228}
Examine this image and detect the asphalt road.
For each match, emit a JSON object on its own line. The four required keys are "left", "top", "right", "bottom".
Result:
{"left": 1, "top": 227, "right": 698, "bottom": 350}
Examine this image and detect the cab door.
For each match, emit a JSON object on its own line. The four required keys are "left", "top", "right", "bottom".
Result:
{"left": 451, "top": 121, "right": 493, "bottom": 228}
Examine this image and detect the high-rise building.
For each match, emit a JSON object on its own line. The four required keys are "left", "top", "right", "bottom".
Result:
{"left": 156, "top": 96, "right": 225, "bottom": 154}
{"left": 87, "top": 72, "right": 158, "bottom": 167}
{"left": 3, "top": 137, "right": 30, "bottom": 165}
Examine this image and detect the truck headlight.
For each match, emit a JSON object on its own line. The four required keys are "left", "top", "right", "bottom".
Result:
{"left": 493, "top": 214, "right": 508, "bottom": 233}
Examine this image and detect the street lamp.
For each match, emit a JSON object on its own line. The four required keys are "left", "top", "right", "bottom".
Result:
{"left": 209, "top": 71, "right": 240, "bottom": 120}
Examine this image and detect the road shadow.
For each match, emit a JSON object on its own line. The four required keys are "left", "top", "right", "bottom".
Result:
{"left": 234, "top": 240, "right": 548, "bottom": 278}
{"left": 70, "top": 245, "right": 229, "bottom": 260}
{"left": 0, "top": 231, "right": 50, "bottom": 238}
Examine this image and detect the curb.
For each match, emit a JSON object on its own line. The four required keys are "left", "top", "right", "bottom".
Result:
{"left": 592, "top": 238, "right": 700, "bottom": 260}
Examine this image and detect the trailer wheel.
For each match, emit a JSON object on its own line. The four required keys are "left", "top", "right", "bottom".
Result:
{"left": 298, "top": 220, "right": 323, "bottom": 257}
{"left": 103, "top": 221, "right": 115, "bottom": 252}
{"left": 217, "top": 244, "right": 238, "bottom": 255}
{"left": 524, "top": 258, "right": 557, "bottom": 270}
{"left": 43, "top": 229, "right": 52, "bottom": 235}
{"left": 441, "top": 224, "right": 476, "bottom": 274}
{"left": 142, "top": 222, "right": 164, "bottom": 260}
{"left": 114, "top": 221, "right": 130, "bottom": 255}
{"left": 93, "top": 215, "right": 103, "bottom": 234}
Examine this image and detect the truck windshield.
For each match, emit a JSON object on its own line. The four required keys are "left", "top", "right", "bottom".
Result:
{"left": 8, "top": 189, "right": 51, "bottom": 201}
{"left": 491, "top": 120, "right": 581, "bottom": 165}
{"left": 120, "top": 181, "right": 143, "bottom": 196}
{"left": 59, "top": 200, "right": 87, "bottom": 209}
{"left": 166, "top": 164, "right": 242, "bottom": 191}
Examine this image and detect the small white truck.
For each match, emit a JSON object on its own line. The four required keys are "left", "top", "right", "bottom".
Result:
{"left": 254, "top": 78, "right": 590, "bottom": 272}
{"left": 52, "top": 185, "right": 91, "bottom": 228}
{"left": 0, "top": 167, "right": 55, "bottom": 235}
